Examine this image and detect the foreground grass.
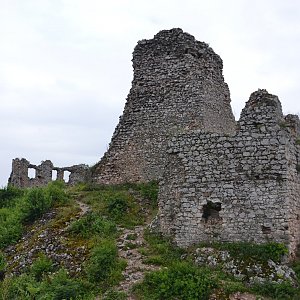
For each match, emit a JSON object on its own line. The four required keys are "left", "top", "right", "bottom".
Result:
{"left": 133, "top": 236, "right": 300, "bottom": 300}
{"left": 0, "top": 181, "right": 158, "bottom": 300}
{"left": 1, "top": 181, "right": 300, "bottom": 299}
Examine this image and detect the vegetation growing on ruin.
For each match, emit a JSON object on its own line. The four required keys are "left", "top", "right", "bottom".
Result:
{"left": 0, "top": 181, "right": 69, "bottom": 249}
{"left": 0, "top": 181, "right": 158, "bottom": 299}
{"left": 192, "top": 241, "right": 288, "bottom": 263}
{"left": 1, "top": 181, "right": 300, "bottom": 299}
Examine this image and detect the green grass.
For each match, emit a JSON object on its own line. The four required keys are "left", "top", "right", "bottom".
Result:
{"left": 68, "top": 212, "right": 117, "bottom": 239}
{"left": 0, "top": 181, "right": 69, "bottom": 249}
{"left": 2, "top": 181, "right": 300, "bottom": 300}
{"left": 74, "top": 182, "right": 159, "bottom": 229}
{"left": 0, "top": 186, "right": 24, "bottom": 208}
{"left": 142, "top": 230, "right": 185, "bottom": 267}
{"left": 0, "top": 269, "right": 94, "bottom": 300}
{"left": 103, "top": 290, "right": 127, "bottom": 300}
{"left": 193, "top": 241, "right": 288, "bottom": 263}
{"left": 30, "top": 253, "right": 55, "bottom": 281}
{"left": 134, "top": 230, "right": 296, "bottom": 299}
{"left": 251, "top": 281, "right": 300, "bottom": 300}
{"left": 0, "top": 181, "right": 159, "bottom": 299}
{"left": 133, "top": 262, "right": 218, "bottom": 300}
{"left": 85, "top": 239, "right": 126, "bottom": 287}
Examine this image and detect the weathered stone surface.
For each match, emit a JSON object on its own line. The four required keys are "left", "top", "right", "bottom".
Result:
{"left": 8, "top": 158, "right": 89, "bottom": 188}
{"left": 91, "top": 28, "right": 236, "bottom": 184}
{"left": 7, "top": 29, "right": 300, "bottom": 261}
{"left": 194, "top": 247, "right": 296, "bottom": 285}
{"left": 156, "top": 89, "right": 300, "bottom": 259}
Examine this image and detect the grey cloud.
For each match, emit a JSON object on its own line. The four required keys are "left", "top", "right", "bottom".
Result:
{"left": 1, "top": 0, "right": 300, "bottom": 186}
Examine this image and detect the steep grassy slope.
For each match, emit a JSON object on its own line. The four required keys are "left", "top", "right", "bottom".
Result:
{"left": 0, "top": 182, "right": 299, "bottom": 300}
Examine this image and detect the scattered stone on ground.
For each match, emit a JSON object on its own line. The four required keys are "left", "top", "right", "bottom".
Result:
{"left": 4, "top": 200, "right": 89, "bottom": 277}
{"left": 195, "top": 247, "right": 296, "bottom": 285}
{"left": 229, "top": 292, "right": 264, "bottom": 300}
{"left": 115, "top": 225, "right": 160, "bottom": 299}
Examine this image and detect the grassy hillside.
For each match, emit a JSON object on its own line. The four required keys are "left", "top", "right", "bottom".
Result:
{"left": 0, "top": 182, "right": 299, "bottom": 299}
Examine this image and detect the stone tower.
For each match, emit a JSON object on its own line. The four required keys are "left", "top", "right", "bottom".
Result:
{"left": 156, "top": 89, "right": 300, "bottom": 258}
{"left": 92, "top": 28, "right": 236, "bottom": 184}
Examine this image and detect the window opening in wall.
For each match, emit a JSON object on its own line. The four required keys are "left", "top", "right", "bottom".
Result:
{"left": 28, "top": 168, "right": 36, "bottom": 179}
{"left": 202, "top": 201, "right": 222, "bottom": 222}
{"left": 64, "top": 171, "right": 71, "bottom": 183}
{"left": 52, "top": 170, "right": 57, "bottom": 181}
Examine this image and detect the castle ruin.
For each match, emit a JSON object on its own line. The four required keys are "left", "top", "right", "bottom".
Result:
{"left": 155, "top": 89, "right": 300, "bottom": 258}
{"left": 8, "top": 28, "right": 300, "bottom": 258}
{"left": 91, "top": 28, "right": 236, "bottom": 184}
{"left": 8, "top": 158, "right": 89, "bottom": 188}
{"left": 91, "top": 28, "right": 300, "bottom": 258}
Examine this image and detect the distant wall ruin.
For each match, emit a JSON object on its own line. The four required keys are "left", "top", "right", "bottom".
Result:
{"left": 8, "top": 158, "right": 89, "bottom": 188}
{"left": 91, "top": 28, "right": 236, "bottom": 184}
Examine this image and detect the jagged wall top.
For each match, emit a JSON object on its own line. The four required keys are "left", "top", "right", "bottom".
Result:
{"left": 156, "top": 89, "right": 300, "bottom": 258}
{"left": 92, "top": 28, "right": 236, "bottom": 184}
{"left": 133, "top": 28, "right": 223, "bottom": 67}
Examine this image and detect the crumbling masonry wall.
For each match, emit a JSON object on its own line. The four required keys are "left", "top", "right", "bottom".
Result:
{"left": 8, "top": 158, "right": 89, "bottom": 188}
{"left": 8, "top": 28, "right": 300, "bottom": 258}
{"left": 156, "top": 90, "right": 300, "bottom": 258}
{"left": 92, "top": 28, "right": 236, "bottom": 184}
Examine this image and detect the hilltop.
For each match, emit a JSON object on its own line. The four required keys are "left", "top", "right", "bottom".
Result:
{"left": 0, "top": 182, "right": 300, "bottom": 299}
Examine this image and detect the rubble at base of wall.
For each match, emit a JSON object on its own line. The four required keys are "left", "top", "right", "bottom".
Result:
{"left": 194, "top": 247, "right": 297, "bottom": 285}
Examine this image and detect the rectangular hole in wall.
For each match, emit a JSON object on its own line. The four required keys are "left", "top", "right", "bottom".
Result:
{"left": 28, "top": 168, "right": 36, "bottom": 179}
{"left": 202, "top": 201, "right": 222, "bottom": 223}
{"left": 64, "top": 171, "right": 71, "bottom": 183}
{"left": 52, "top": 170, "right": 57, "bottom": 181}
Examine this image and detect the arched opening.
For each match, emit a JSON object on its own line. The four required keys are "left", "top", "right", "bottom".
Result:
{"left": 52, "top": 170, "right": 57, "bottom": 181}
{"left": 63, "top": 171, "right": 71, "bottom": 183}
{"left": 28, "top": 168, "right": 36, "bottom": 179}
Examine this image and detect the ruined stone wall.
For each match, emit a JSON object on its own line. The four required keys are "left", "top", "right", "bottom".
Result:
{"left": 8, "top": 158, "right": 89, "bottom": 188}
{"left": 92, "top": 28, "right": 236, "bottom": 184}
{"left": 156, "top": 90, "right": 300, "bottom": 258}
{"left": 284, "top": 115, "right": 300, "bottom": 256}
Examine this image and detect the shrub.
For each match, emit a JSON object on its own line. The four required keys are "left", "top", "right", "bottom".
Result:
{"left": 0, "top": 186, "right": 23, "bottom": 208}
{"left": 0, "top": 274, "right": 40, "bottom": 300}
{"left": 30, "top": 253, "right": 54, "bottom": 281}
{"left": 135, "top": 181, "right": 159, "bottom": 206}
{"left": 42, "top": 269, "right": 92, "bottom": 300}
{"left": 211, "top": 241, "right": 288, "bottom": 263}
{"left": 0, "top": 252, "right": 5, "bottom": 281}
{"left": 68, "top": 212, "right": 116, "bottom": 238}
{"left": 0, "top": 183, "right": 68, "bottom": 249}
{"left": 292, "top": 260, "right": 300, "bottom": 281}
{"left": 85, "top": 240, "right": 124, "bottom": 285}
{"left": 0, "top": 269, "right": 93, "bottom": 300}
{"left": 107, "top": 198, "right": 128, "bottom": 220}
{"left": 251, "top": 281, "right": 300, "bottom": 299}
{"left": 134, "top": 262, "right": 217, "bottom": 300}
{"left": 0, "top": 208, "right": 23, "bottom": 248}
{"left": 46, "top": 181, "right": 69, "bottom": 205}
{"left": 20, "top": 188, "right": 52, "bottom": 223}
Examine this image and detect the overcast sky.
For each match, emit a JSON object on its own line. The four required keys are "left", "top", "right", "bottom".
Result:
{"left": 0, "top": 0, "right": 299, "bottom": 187}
